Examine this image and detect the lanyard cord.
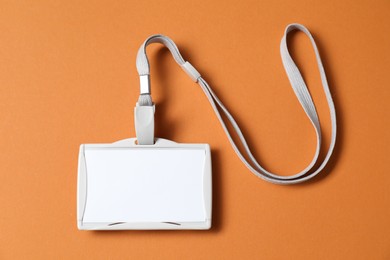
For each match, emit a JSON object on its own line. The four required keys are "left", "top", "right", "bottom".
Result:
{"left": 135, "top": 23, "right": 337, "bottom": 184}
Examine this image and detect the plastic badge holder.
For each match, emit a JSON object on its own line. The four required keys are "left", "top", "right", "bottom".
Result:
{"left": 77, "top": 138, "right": 212, "bottom": 230}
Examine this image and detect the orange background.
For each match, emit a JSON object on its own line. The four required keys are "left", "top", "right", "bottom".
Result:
{"left": 1, "top": 0, "right": 389, "bottom": 259}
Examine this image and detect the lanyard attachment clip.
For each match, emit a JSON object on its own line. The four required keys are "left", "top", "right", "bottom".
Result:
{"left": 134, "top": 103, "right": 155, "bottom": 145}
{"left": 135, "top": 74, "right": 154, "bottom": 145}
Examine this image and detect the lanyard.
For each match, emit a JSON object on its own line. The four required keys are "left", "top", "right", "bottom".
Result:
{"left": 134, "top": 23, "right": 337, "bottom": 185}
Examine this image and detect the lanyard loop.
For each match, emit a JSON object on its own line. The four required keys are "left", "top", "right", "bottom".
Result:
{"left": 134, "top": 23, "right": 337, "bottom": 184}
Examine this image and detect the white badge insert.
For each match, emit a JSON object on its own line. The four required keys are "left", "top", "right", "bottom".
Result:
{"left": 78, "top": 138, "right": 212, "bottom": 230}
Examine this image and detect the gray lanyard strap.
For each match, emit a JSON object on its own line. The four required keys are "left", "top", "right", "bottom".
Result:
{"left": 135, "top": 23, "right": 337, "bottom": 184}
